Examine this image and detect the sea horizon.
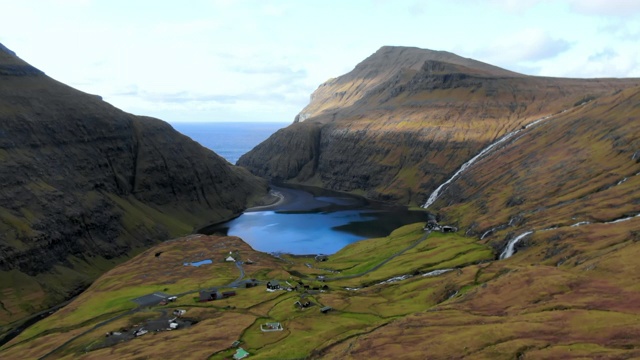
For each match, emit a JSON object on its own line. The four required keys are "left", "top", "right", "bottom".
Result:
{"left": 170, "top": 121, "right": 286, "bottom": 165}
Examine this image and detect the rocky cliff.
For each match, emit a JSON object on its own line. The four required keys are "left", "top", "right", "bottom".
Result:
{"left": 0, "top": 44, "right": 267, "bottom": 323}
{"left": 238, "top": 46, "right": 640, "bottom": 204}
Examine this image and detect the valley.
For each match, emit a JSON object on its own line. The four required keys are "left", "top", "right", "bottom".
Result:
{"left": 1, "top": 43, "right": 639, "bottom": 359}
{"left": 0, "top": 221, "right": 493, "bottom": 359}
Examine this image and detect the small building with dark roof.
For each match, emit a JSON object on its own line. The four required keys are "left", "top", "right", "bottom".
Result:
{"left": 199, "top": 289, "right": 218, "bottom": 302}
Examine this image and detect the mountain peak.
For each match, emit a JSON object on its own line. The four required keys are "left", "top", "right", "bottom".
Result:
{"left": 294, "top": 46, "right": 522, "bottom": 123}
{"left": 367, "top": 45, "right": 521, "bottom": 77}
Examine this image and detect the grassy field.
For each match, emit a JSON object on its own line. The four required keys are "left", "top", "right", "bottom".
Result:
{"left": 0, "top": 222, "right": 498, "bottom": 359}
{"left": 3, "top": 212, "right": 639, "bottom": 359}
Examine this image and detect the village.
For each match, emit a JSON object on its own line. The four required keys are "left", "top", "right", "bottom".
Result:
{"left": 4, "top": 224, "right": 484, "bottom": 360}
{"left": 92, "top": 220, "right": 464, "bottom": 359}
{"left": 97, "top": 247, "right": 337, "bottom": 360}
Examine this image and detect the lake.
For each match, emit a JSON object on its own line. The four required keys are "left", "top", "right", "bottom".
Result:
{"left": 201, "top": 184, "right": 431, "bottom": 255}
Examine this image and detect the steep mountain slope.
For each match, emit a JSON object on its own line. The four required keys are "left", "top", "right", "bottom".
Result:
{"left": 436, "top": 87, "right": 640, "bottom": 238}
{"left": 234, "top": 47, "right": 640, "bottom": 357}
{"left": 0, "top": 44, "right": 267, "bottom": 324}
{"left": 315, "top": 87, "right": 640, "bottom": 359}
{"left": 238, "top": 46, "right": 640, "bottom": 204}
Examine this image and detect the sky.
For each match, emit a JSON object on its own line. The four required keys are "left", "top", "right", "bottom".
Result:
{"left": 0, "top": 0, "right": 639, "bottom": 123}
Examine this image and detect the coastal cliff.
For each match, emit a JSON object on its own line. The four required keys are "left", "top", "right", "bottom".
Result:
{"left": 0, "top": 43, "right": 267, "bottom": 323}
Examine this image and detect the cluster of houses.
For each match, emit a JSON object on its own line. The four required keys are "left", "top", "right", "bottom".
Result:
{"left": 266, "top": 280, "right": 330, "bottom": 293}
{"left": 424, "top": 219, "right": 458, "bottom": 233}
{"left": 199, "top": 289, "right": 237, "bottom": 302}
{"left": 103, "top": 308, "right": 190, "bottom": 348}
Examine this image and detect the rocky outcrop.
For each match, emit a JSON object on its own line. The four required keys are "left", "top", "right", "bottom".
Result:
{"left": 0, "top": 44, "right": 267, "bottom": 322}
{"left": 239, "top": 46, "right": 640, "bottom": 205}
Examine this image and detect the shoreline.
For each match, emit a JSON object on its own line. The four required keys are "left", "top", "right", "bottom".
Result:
{"left": 245, "top": 189, "right": 286, "bottom": 212}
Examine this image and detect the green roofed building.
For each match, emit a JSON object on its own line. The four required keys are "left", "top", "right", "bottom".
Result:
{"left": 233, "top": 347, "right": 250, "bottom": 359}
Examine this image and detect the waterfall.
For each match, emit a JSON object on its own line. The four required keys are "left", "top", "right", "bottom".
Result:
{"left": 376, "top": 274, "right": 413, "bottom": 285}
{"left": 570, "top": 221, "right": 591, "bottom": 227}
{"left": 422, "top": 268, "right": 454, "bottom": 277}
{"left": 499, "top": 231, "right": 533, "bottom": 260}
{"left": 422, "top": 115, "right": 556, "bottom": 209}
{"left": 480, "top": 228, "right": 495, "bottom": 240}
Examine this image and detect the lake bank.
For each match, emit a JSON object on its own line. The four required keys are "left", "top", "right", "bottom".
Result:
{"left": 201, "top": 183, "right": 431, "bottom": 255}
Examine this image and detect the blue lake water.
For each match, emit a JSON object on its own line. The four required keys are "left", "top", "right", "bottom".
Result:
{"left": 184, "top": 259, "right": 213, "bottom": 267}
{"left": 171, "top": 122, "right": 431, "bottom": 255}
{"left": 170, "top": 122, "right": 286, "bottom": 164}
{"left": 202, "top": 185, "right": 431, "bottom": 255}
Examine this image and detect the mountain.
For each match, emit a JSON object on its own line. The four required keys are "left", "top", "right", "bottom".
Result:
{"left": 316, "top": 86, "right": 640, "bottom": 359}
{"left": 238, "top": 46, "right": 640, "bottom": 205}
{"left": 2, "top": 46, "right": 639, "bottom": 359}
{"left": 0, "top": 44, "right": 268, "bottom": 325}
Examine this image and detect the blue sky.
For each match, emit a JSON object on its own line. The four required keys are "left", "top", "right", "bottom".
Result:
{"left": 1, "top": 0, "right": 639, "bottom": 122}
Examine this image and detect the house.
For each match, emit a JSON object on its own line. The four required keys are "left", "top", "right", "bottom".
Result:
{"left": 199, "top": 290, "right": 217, "bottom": 302}
{"left": 226, "top": 255, "right": 236, "bottom": 262}
{"left": 266, "top": 281, "right": 281, "bottom": 291}
{"left": 320, "top": 306, "right": 333, "bottom": 314}
{"left": 295, "top": 300, "right": 312, "bottom": 309}
{"left": 424, "top": 219, "right": 440, "bottom": 231}
{"left": 233, "top": 347, "right": 250, "bottom": 359}
{"left": 260, "top": 322, "right": 284, "bottom": 332}
{"left": 441, "top": 226, "right": 458, "bottom": 233}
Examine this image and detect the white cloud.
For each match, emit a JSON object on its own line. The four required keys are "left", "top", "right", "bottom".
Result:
{"left": 1, "top": 0, "right": 638, "bottom": 121}
{"left": 473, "top": 28, "right": 571, "bottom": 66}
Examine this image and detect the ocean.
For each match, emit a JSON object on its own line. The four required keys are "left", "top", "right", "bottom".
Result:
{"left": 170, "top": 122, "right": 286, "bottom": 164}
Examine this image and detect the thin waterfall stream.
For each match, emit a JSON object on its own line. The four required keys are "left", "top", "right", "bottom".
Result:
{"left": 499, "top": 231, "right": 533, "bottom": 259}
{"left": 422, "top": 111, "right": 566, "bottom": 209}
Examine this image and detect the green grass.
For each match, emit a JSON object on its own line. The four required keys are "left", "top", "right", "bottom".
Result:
{"left": 328, "top": 229, "right": 493, "bottom": 287}
{"left": 324, "top": 223, "right": 426, "bottom": 275}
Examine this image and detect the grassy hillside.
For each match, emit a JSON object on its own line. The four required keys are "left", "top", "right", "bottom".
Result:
{"left": 239, "top": 46, "right": 640, "bottom": 205}
{"left": 0, "top": 43, "right": 268, "bottom": 329}
{"left": 314, "top": 87, "right": 640, "bottom": 360}
{"left": 0, "top": 224, "right": 494, "bottom": 359}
